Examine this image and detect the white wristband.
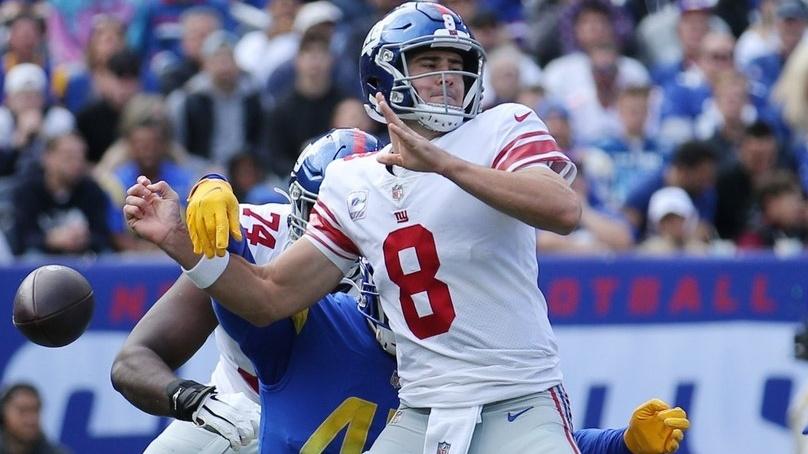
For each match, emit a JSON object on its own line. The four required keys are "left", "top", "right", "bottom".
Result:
{"left": 182, "top": 253, "right": 230, "bottom": 289}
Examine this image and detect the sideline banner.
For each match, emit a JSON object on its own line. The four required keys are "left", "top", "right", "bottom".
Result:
{"left": 0, "top": 258, "right": 215, "bottom": 453}
{"left": 0, "top": 255, "right": 807, "bottom": 453}
{"left": 542, "top": 255, "right": 808, "bottom": 454}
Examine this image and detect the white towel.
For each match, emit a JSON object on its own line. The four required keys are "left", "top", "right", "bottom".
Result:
{"left": 423, "top": 406, "right": 482, "bottom": 454}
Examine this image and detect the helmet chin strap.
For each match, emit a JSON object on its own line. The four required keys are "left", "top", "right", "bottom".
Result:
{"left": 366, "top": 92, "right": 463, "bottom": 133}
{"left": 368, "top": 320, "right": 396, "bottom": 356}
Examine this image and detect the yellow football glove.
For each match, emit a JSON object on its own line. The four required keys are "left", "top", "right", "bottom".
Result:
{"left": 624, "top": 399, "right": 690, "bottom": 454}
{"left": 186, "top": 178, "right": 242, "bottom": 258}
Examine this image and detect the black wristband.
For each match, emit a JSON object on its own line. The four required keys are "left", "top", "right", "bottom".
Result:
{"left": 165, "top": 379, "right": 216, "bottom": 421}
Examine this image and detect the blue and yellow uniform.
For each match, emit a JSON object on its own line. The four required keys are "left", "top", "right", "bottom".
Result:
{"left": 214, "top": 203, "right": 398, "bottom": 453}
{"left": 258, "top": 294, "right": 400, "bottom": 452}
{"left": 215, "top": 292, "right": 399, "bottom": 453}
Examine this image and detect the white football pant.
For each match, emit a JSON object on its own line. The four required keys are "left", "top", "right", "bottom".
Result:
{"left": 367, "top": 385, "right": 581, "bottom": 454}
{"left": 143, "top": 419, "right": 259, "bottom": 454}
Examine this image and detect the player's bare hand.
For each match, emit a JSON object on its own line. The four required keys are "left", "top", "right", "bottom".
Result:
{"left": 186, "top": 178, "right": 242, "bottom": 259}
{"left": 124, "top": 176, "right": 184, "bottom": 249}
{"left": 624, "top": 399, "right": 690, "bottom": 454}
{"left": 375, "top": 93, "right": 455, "bottom": 174}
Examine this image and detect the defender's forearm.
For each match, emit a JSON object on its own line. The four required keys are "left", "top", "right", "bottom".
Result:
{"left": 111, "top": 346, "right": 177, "bottom": 417}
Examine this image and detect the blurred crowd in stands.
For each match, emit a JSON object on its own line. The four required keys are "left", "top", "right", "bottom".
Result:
{"left": 0, "top": 0, "right": 807, "bottom": 262}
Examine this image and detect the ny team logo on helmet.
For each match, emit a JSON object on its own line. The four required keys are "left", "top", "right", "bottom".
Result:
{"left": 360, "top": 2, "right": 486, "bottom": 133}
{"left": 287, "top": 128, "right": 380, "bottom": 241}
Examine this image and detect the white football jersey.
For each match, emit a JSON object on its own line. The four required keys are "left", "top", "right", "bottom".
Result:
{"left": 210, "top": 327, "right": 259, "bottom": 402}
{"left": 209, "top": 203, "right": 292, "bottom": 404}
{"left": 305, "top": 103, "right": 576, "bottom": 408}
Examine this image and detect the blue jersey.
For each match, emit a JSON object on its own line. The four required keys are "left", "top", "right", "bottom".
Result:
{"left": 214, "top": 292, "right": 399, "bottom": 453}
{"left": 575, "top": 429, "right": 630, "bottom": 454}
{"left": 216, "top": 203, "right": 398, "bottom": 453}
{"left": 211, "top": 202, "right": 634, "bottom": 454}
{"left": 744, "top": 52, "right": 783, "bottom": 100}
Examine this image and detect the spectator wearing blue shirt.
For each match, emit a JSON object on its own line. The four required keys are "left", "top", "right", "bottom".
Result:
{"left": 96, "top": 98, "right": 195, "bottom": 252}
{"left": 658, "top": 30, "right": 736, "bottom": 146}
{"left": 596, "top": 86, "right": 661, "bottom": 154}
{"left": 623, "top": 140, "right": 719, "bottom": 241}
{"left": 56, "top": 15, "right": 127, "bottom": 114}
{"left": 651, "top": 0, "right": 714, "bottom": 89}
{"left": 743, "top": 0, "right": 808, "bottom": 102}
{"left": 594, "top": 85, "right": 666, "bottom": 207}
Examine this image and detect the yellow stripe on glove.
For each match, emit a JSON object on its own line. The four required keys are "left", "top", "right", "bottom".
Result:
{"left": 186, "top": 178, "right": 243, "bottom": 258}
{"left": 624, "top": 399, "right": 690, "bottom": 454}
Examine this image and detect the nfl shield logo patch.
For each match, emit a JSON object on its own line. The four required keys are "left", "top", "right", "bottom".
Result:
{"left": 392, "top": 184, "right": 404, "bottom": 201}
{"left": 437, "top": 441, "right": 451, "bottom": 454}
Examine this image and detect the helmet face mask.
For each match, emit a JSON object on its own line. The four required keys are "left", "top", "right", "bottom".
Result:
{"left": 356, "top": 259, "right": 396, "bottom": 355}
{"left": 360, "top": 2, "right": 486, "bottom": 133}
{"left": 287, "top": 179, "right": 317, "bottom": 242}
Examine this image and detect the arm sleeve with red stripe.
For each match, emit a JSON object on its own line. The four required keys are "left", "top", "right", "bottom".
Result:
{"left": 302, "top": 168, "right": 360, "bottom": 273}
{"left": 489, "top": 105, "right": 577, "bottom": 184}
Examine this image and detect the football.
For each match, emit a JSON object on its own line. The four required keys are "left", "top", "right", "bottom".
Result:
{"left": 12, "top": 265, "right": 95, "bottom": 347}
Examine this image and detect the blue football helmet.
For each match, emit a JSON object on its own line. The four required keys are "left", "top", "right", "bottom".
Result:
{"left": 287, "top": 128, "right": 380, "bottom": 241}
{"left": 360, "top": 2, "right": 486, "bottom": 133}
{"left": 356, "top": 259, "right": 396, "bottom": 355}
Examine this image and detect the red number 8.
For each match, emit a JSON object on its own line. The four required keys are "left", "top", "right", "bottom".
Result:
{"left": 383, "top": 225, "right": 455, "bottom": 339}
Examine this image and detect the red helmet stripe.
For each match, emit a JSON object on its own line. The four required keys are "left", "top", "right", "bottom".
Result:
{"left": 434, "top": 4, "right": 452, "bottom": 15}
{"left": 352, "top": 130, "right": 367, "bottom": 154}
